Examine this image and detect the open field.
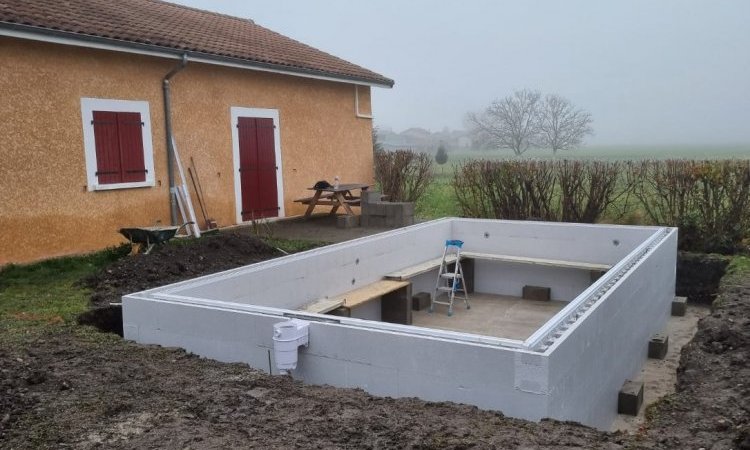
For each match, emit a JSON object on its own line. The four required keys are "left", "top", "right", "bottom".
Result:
{"left": 444, "top": 144, "right": 750, "bottom": 162}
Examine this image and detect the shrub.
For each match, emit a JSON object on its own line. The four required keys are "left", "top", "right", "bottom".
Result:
{"left": 632, "top": 160, "right": 750, "bottom": 253}
{"left": 374, "top": 149, "right": 434, "bottom": 202}
{"left": 435, "top": 144, "right": 448, "bottom": 165}
{"left": 558, "top": 160, "right": 634, "bottom": 223}
{"left": 453, "top": 158, "right": 750, "bottom": 253}
{"left": 453, "top": 159, "right": 625, "bottom": 223}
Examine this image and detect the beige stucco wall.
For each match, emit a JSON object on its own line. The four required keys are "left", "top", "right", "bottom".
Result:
{"left": 0, "top": 37, "right": 375, "bottom": 265}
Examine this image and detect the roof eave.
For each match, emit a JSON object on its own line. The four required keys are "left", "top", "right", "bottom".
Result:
{"left": 0, "top": 22, "right": 395, "bottom": 88}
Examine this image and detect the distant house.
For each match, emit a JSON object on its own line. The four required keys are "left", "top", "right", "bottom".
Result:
{"left": 0, "top": 0, "right": 393, "bottom": 264}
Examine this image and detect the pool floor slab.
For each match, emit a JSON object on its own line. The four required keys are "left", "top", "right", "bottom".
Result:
{"left": 411, "top": 293, "right": 568, "bottom": 340}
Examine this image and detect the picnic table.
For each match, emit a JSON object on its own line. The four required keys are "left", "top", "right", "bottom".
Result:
{"left": 295, "top": 183, "right": 370, "bottom": 218}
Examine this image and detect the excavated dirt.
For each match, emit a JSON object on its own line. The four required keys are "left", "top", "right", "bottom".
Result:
{"left": 676, "top": 251, "right": 730, "bottom": 304}
{"left": 77, "top": 232, "right": 282, "bottom": 335}
{"left": 0, "top": 330, "right": 622, "bottom": 449}
{"left": 1, "top": 244, "right": 748, "bottom": 448}
{"left": 82, "top": 231, "right": 282, "bottom": 308}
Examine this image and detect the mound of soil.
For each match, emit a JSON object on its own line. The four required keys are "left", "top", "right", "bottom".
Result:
{"left": 642, "top": 266, "right": 750, "bottom": 449}
{"left": 78, "top": 232, "right": 281, "bottom": 335}
{"left": 0, "top": 331, "right": 620, "bottom": 449}
{"left": 83, "top": 232, "right": 281, "bottom": 309}
{"left": 676, "top": 252, "right": 730, "bottom": 304}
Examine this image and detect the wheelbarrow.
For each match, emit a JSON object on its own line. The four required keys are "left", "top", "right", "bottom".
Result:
{"left": 119, "top": 222, "right": 194, "bottom": 254}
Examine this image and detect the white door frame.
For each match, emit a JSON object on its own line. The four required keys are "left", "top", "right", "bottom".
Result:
{"left": 230, "top": 107, "right": 285, "bottom": 224}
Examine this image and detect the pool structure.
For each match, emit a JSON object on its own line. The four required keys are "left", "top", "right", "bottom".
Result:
{"left": 123, "top": 218, "right": 677, "bottom": 430}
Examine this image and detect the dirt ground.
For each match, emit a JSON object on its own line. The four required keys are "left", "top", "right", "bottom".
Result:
{"left": 83, "top": 231, "right": 282, "bottom": 309}
{"left": 610, "top": 305, "right": 708, "bottom": 433}
{"left": 1, "top": 231, "right": 749, "bottom": 449}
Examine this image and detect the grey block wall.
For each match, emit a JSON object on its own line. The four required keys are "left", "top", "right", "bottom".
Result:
{"left": 361, "top": 191, "right": 415, "bottom": 228}
{"left": 545, "top": 230, "right": 676, "bottom": 429}
{"left": 122, "top": 219, "right": 677, "bottom": 430}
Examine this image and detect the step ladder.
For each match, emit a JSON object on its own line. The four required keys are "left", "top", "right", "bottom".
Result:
{"left": 430, "top": 239, "right": 470, "bottom": 317}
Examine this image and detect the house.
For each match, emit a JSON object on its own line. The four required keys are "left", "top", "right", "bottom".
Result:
{"left": 0, "top": 0, "right": 393, "bottom": 265}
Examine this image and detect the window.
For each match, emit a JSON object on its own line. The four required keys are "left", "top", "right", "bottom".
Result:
{"left": 81, "top": 98, "right": 155, "bottom": 190}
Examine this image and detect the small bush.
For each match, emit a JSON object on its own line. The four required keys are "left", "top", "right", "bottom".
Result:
{"left": 435, "top": 144, "right": 448, "bottom": 165}
{"left": 374, "top": 149, "right": 434, "bottom": 202}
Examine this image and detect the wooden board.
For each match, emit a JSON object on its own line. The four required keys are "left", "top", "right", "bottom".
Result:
{"left": 461, "top": 252, "right": 611, "bottom": 272}
{"left": 384, "top": 252, "right": 610, "bottom": 281}
{"left": 384, "top": 256, "right": 457, "bottom": 280}
{"left": 301, "top": 298, "right": 344, "bottom": 314}
{"left": 329, "top": 280, "right": 410, "bottom": 309}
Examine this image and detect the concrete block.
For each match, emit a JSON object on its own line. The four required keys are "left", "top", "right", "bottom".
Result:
{"left": 402, "top": 202, "right": 415, "bottom": 216}
{"left": 402, "top": 215, "right": 415, "bottom": 226}
{"left": 361, "top": 191, "right": 382, "bottom": 205}
{"left": 385, "top": 204, "right": 401, "bottom": 219}
{"left": 336, "top": 215, "right": 360, "bottom": 229}
{"left": 618, "top": 380, "right": 644, "bottom": 416}
{"left": 648, "top": 334, "right": 669, "bottom": 359}
{"left": 671, "top": 296, "right": 687, "bottom": 316}
{"left": 412, "top": 292, "right": 431, "bottom": 311}
{"left": 367, "top": 203, "right": 386, "bottom": 216}
{"left": 522, "top": 285, "right": 551, "bottom": 301}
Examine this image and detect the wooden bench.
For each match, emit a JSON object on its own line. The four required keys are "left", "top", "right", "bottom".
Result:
{"left": 384, "top": 253, "right": 611, "bottom": 294}
{"left": 294, "top": 192, "right": 335, "bottom": 205}
{"left": 301, "top": 280, "right": 412, "bottom": 324}
{"left": 461, "top": 252, "right": 611, "bottom": 272}
{"left": 384, "top": 253, "right": 610, "bottom": 281}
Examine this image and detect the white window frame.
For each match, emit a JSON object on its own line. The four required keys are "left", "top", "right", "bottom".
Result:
{"left": 80, "top": 98, "right": 156, "bottom": 191}
{"left": 230, "top": 107, "right": 285, "bottom": 224}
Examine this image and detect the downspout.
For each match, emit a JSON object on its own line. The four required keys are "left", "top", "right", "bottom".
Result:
{"left": 354, "top": 85, "right": 373, "bottom": 119}
{"left": 163, "top": 54, "right": 188, "bottom": 225}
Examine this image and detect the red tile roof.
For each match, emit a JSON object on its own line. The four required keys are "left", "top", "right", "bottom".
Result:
{"left": 0, "top": 0, "right": 393, "bottom": 87}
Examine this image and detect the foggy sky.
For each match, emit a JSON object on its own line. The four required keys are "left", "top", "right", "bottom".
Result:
{"left": 172, "top": 0, "right": 749, "bottom": 146}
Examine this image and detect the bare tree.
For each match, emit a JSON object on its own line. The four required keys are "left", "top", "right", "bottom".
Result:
{"left": 538, "top": 94, "right": 593, "bottom": 155}
{"left": 467, "top": 89, "right": 542, "bottom": 156}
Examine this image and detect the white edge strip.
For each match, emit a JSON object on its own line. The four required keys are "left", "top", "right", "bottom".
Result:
{"left": 525, "top": 227, "right": 673, "bottom": 352}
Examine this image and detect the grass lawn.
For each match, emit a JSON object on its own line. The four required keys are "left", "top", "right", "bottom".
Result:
{"left": 0, "top": 237, "right": 321, "bottom": 340}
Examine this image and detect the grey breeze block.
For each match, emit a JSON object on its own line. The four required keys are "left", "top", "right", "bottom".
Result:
{"left": 618, "top": 380, "right": 644, "bottom": 416}
{"left": 648, "top": 334, "right": 669, "bottom": 359}
{"left": 671, "top": 296, "right": 687, "bottom": 316}
{"left": 412, "top": 292, "right": 431, "bottom": 311}
{"left": 523, "top": 285, "right": 551, "bottom": 301}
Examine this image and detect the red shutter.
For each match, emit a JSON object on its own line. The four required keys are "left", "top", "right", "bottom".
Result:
{"left": 255, "top": 118, "right": 278, "bottom": 216}
{"left": 91, "top": 111, "right": 146, "bottom": 185}
{"left": 117, "top": 112, "right": 146, "bottom": 183}
{"left": 92, "top": 111, "right": 122, "bottom": 184}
